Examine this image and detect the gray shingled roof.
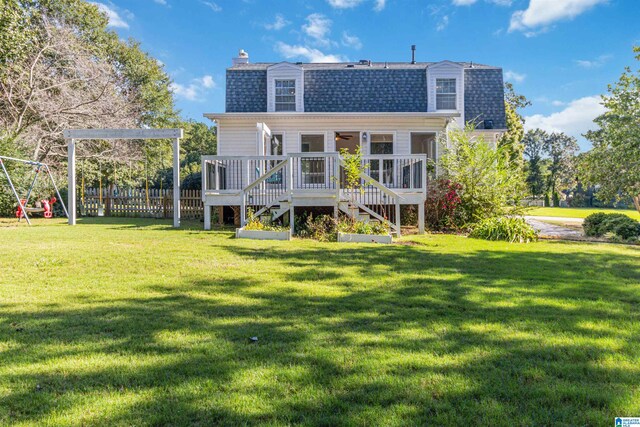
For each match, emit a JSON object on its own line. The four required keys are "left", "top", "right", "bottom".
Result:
{"left": 228, "top": 61, "right": 500, "bottom": 71}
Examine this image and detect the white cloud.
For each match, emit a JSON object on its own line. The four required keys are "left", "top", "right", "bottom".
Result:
{"left": 275, "top": 42, "right": 347, "bottom": 63}
{"left": 327, "top": 0, "right": 364, "bottom": 8}
{"left": 92, "top": 2, "right": 130, "bottom": 29}
{"left": 153, "top": 0, "right": 167, "bottom": 5}
{"left": 551, "top": 100, "right": 566, "bottom": 107}
{"left": 509, "top": 0, "right": 608, "bottom": 33}
{"left": 524, "top": 96, "right": 605, "bottom": 141}
{"left": 575, "top": 54, "right": 612, "bottom": 68}
{"left": 200, "top": 1, "right": 221, "bottom": 12}
{"left": 436, "top": 15, "right": 449, "bottom": 31}
{"left": 170, "top": 75, "right": 216, "bottom": 102}
{"left": 504, "top": 70, "right": 526, "bottom": 83}
{"left": 265, "top": 13, "right": 290, "bottom": 31}
{"left": 303, "top": 13, "right": 332, "bottom": 44}
{"left": 201, "top": 75, "right": 216, "bottom": 89}
{"left": 373, "top": 0, "right": 386, "bottom": 11}
{"left": 341, "top": 32, "right": 362, "bottom": 49}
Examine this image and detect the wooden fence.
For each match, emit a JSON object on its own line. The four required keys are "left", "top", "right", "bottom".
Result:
{"left": 80, "top": 188, "right": 203, "bottom": 219}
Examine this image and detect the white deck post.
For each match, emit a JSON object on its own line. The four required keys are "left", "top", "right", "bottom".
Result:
{"left": 173, "top": 138, "right": 180, "bottom": 228}
{"left": 204, "top": 205, "right": 211, "bottom": 230}
{"left": 395, "top": 202, "right": 401, "bottom": 238}
{"left": 68, "top": 139, "right": 76, "bottom": 225}
{"left": 418, "top": 203, "right": 425, "bottom": 234}
{"left": 289, "top": 203, "right": 295, "bottom": 235}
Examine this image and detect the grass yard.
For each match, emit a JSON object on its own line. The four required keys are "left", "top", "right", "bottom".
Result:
{"left": 1, "top": 217, "right": 640, "bottom": 426}
{"left": 528, "top": 206, "right": 640, "bottom": 220}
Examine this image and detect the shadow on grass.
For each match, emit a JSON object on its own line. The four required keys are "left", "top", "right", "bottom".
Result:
{"left": 1, "top": 241, "right": 639, "bottom": 425}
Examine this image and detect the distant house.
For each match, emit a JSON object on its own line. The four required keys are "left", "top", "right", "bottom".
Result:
{"left": 202, "top": 49, "right": 506, "bottom": 235}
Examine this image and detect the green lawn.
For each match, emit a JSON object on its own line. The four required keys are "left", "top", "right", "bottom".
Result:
{"left": 1, "top": 218, "right": 640, "bottom": 426}
{"left": 528, "top": 206, "right": 640, "bottom": 220}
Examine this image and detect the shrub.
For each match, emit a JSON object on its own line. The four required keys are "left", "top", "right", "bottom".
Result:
{"left": 583, "top": 212, "right": 609, "bottom": 236}
{"left": 338, "top": 219, "right": 389, "bottom": 236}
{"left": 243, "top": 208, "right": 288, "bottom": 232}
{"left": 297, "top": 214, "right": 390, "bottom": 241}
{"left": 424, "top": 178, "right": 463, "bottom": 231}
{"left": 298, "top": 214, "right": 338, "bottom": 242}
{"left": 469, "top": 217, "right": 538, "bottom": 243}
{"left": 439, "top": 126, "right": 527, "bottom": 225}
{"left": 583, "top": 212, "right": 640, "bottom": 240}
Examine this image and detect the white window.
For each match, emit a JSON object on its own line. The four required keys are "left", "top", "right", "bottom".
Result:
{"left": 275, "top": 80, "right": 296, "bottom": 112}
{"left": 436, "top": 78, "right": 456, "bottom": 110}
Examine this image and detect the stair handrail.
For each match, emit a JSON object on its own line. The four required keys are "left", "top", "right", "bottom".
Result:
{"left": 242, "top": 158, "right": 288, "bottom": 193}
{"left": 240, "top": 158, "right": 289, "bottom": 226}
{"left": 337, "top": 157, "right": 404, "bottom": 202}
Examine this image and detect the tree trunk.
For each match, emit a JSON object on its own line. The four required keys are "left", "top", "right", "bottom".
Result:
{"left": 633, "top": 195, "right": 640, "bottom": 215}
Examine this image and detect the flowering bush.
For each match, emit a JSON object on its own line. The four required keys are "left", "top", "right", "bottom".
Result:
{"left": 424, "top": 178, "right": 463, "bottom": 231}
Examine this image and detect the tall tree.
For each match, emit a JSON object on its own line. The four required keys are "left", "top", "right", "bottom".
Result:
{"left": 522, "top": 129, "right": 548, "bottom": 197}
{"left": 545, "top": 132, "right": 579, "bottom": 205}
{"left": 0, "top": 0, "right": 178, "bottom": 164}
{"left": 499, "top": 82, "right": 532, "bottom": 170}
{"left": 582, "top": 46, "right": 640, "bottom": 213}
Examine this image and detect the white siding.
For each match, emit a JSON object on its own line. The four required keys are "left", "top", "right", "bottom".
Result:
{"left": 266, "top": 63, "right": 304, "bottom": 113}
{"left": 216, "top": 116, "right": 448, "bottom": 159}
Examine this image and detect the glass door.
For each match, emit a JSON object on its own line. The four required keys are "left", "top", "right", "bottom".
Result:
{"left": 369, "top": 133, "right": 394, "bottom": 186}
{"left": 300, "top": 134, "right": 325, "bottom": 187}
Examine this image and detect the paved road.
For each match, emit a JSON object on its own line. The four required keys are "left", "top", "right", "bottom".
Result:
{"left": 524, "top": 216, "right": 584, "bottom": 240}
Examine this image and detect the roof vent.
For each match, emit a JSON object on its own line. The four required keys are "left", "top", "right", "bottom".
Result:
{"left": 358, "top": 59, "right": 370, "bottom": 65}
{"left": 232, "top": 49, "right": 249, "bottom": 65}
{"left": 384, "top": 62, "right": 389, "bottom": 69}
{"left": 411, "top": 45, "right": 416, "bottom": 64}
{"left": 470, "top": 61, "right": 474, "bottom": 68}
{"left": 346, "top": 64, "right": 355, "bottom": 68}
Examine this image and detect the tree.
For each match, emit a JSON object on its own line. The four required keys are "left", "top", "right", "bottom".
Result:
{"left": 522, "top": 129, "right": 548, "bottom": 197}
{"left": 0, "top": 0, "right": 178, "bottom": 164}
{"left": 499, "top": 82, "right": 532, "bottom": 170}
{"left": 582, "top": 46, "right": 640, "bottom": 213}
{"left": 545, "top": 132, "right": 579, "bottom": 206}
{"left": 440, "top": 124, "right": 526, "bottom": 225}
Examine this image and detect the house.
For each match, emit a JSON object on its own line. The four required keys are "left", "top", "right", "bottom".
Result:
{"left": 202, "top": 49, "right": 506, "bottom": 235}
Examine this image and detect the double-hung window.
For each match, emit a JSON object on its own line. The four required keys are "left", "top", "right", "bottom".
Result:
{"left": 275, "top": 80, "right": 296, "bottom": 112}
{"left": 436, "top": 78, "right": 457, "bottom": 110}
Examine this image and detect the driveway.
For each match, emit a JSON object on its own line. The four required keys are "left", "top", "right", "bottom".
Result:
{"left": 524, "top": 216, "right": 584, "bottom": 240}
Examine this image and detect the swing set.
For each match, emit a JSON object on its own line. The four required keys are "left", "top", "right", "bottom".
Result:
{"left": 0, "top": 155, "right": 69, "bottom": 225}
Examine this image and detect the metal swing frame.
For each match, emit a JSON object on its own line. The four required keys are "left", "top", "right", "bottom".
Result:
{"left": 0, "top": 155, "right": 69, "bottom": 225}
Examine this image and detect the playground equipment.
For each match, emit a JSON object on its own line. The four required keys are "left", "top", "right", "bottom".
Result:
{"left": 0, "top": 156, "right": 69, "bottom": 225}
{"left": 16, "top": 197, "right": 58, "bottom": 219}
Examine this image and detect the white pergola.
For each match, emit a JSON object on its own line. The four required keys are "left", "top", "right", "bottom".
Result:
{"left": 63, "top": 128, "right": 183, "bottom": 228}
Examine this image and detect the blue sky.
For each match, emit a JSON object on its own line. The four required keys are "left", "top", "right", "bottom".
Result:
{"left": 95, "top": 0, "right": 639, "bottom": 150}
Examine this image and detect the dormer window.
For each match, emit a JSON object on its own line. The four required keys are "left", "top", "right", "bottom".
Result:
{"left": 275, "top": 80, "right": 296, "bottom": 112}
{"left": 436, "top": 78, "right": 457, "bottom": 110}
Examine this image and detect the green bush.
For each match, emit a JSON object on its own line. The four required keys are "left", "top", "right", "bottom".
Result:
{"left": 583, "top": 212, "right": 609, "bottom": 236}
{"left": 338, "top": 219, "right": 389, "bottom": 236}
{"left": 298, "top": 214, "right": 338, "bottom": 242}
{"left": 243, "top": 208, "right": 288, "bottom": 232}
{"left": 469, "top": 217, "right": 538, "bottom": 243}
{"left": 297, "top": 214, "right": 389, "bottom": 241}
{"left": 583, "top": 213, "right": 640, "bottom": 240}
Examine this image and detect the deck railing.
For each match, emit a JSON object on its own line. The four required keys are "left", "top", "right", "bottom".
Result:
{"left": 202, "top": 153, "right": 428, "bottom": 233}
{"left": 203, "top": 153, "right": 429, "bottom": 194}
